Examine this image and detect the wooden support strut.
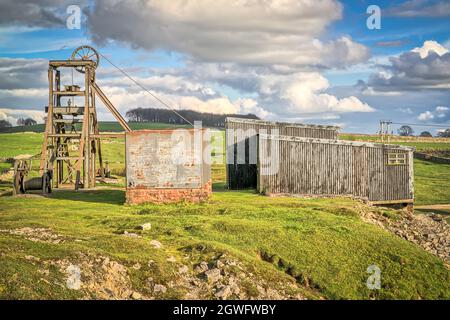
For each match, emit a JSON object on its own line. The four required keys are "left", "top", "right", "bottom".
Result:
{"left": 39, "top": 68, "right": 54, "bottom": 175}
{"left": 91, "top": 82, "right": 131, "bottom": 132}
{"left": 75, "top": 68, "right": 91, "bottom": 190}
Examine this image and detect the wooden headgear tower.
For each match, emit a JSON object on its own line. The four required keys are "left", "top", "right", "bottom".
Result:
{"left": 39, "top": 45, "right": 131, "bottom": 190}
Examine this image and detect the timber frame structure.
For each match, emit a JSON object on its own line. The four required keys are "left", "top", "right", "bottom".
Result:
{"left": 39, "top": 47, "right": 131, "bottom": 190}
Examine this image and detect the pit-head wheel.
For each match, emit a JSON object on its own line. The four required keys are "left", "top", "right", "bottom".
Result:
{"left": 71, "top": 45, "right": 100, "bottom": 73}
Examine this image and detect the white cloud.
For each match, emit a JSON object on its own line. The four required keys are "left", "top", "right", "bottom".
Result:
{"left": 0, "top": 108, "right": 45, "bottom": 125}
{"left": 418, "top": 111, "right": 434, "bottom": 121}
{"left": 88, "top": 0, "right": 369, "bottom": 68}
{"left": 411, "top": 40, "right": 448, "bottom": 58}
{"left": 261, "top": 72, "right": 374, "bottom": 115}
{"left": 0, "top": 1, "right": 375, "bottom": 123}
{"left": 0, "top": 88, "right": 47, "bottom": 98}
{"left": 366, "top": 40, "right": 450, "bottom": 92}
{"left": 418, "top": 106, "right": 449, "bottom": 122}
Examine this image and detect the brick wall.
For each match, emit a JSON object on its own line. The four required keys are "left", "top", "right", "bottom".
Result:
{"left": 126, "top": 180, "right": 212, "bottom": 205}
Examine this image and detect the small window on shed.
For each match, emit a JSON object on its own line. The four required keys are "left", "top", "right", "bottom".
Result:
{"left": 387, "top": 153, "right": 407, "bottom": 165}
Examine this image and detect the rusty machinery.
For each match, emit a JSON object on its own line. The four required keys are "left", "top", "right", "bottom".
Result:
{"left": 13, "top": 156, "right": 52, "bottom": 195}
{"left": 14, "top": 45, "right": 131, "bottom": 194}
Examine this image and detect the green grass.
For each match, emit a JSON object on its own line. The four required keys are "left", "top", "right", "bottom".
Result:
{"left": 1, "top": 131, "right": 449, "bottom": 300}
{"left": 395, "top": 142, "right": 450, "bottom": 151}
{"left": 338, "top": 134, "right": 450, "bottom": 151}
{"left": 0, "top": 190, "right": 448, "bottom": 300}
{"left": 1, "top": 132, "right": 450, "bottom": 205}
{"left": 0, "top": 132, "right": 43, "bottom": 158}
{"left": 0, "top": 122, "right": 192, "bottom": 134}
{"left": 414, "top": 159, "right": 450, "bottom": 205}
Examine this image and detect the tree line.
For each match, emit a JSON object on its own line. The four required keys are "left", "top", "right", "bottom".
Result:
{"left": 398, "top": 125, "right": 450, "bottom": 138}
{"left": 0, "top": 117, "right": 37, "bottom": 128}
{"left": 125, "top": 107, "right": 259, "bottom": 127}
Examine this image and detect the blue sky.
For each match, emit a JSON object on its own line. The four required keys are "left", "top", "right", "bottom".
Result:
{"left": 0, "top": 0, "right": 449, "bottom": 134}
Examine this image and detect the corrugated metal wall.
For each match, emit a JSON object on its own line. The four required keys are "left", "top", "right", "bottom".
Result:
{"left": 226, "top": 118, "right": 340, "bottom": 189}
{"left": 257, "top": 135, "right": 414, "bottom": 203}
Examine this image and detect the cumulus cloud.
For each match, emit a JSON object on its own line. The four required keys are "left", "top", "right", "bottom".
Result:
{"left": 149, "top": 62, "right": 374, "bottom": 116}
{"left": 87, "top": 0, "right": 369, "bottom": 68}
{"left": 0, "top": 0, "right": 374, "bottom": 123}
{"left": 0, "top": 57, "right": 48, "bottom": 89}
{"left": 366, "top": 41, "right": 450, "bottom": 91}
{"left": 0, "top": 108, "right": 45, "bottom": 125}
{"left": 411, "top": 40, "right": 448, "bottom": 58}
{"left": 256, "top": 72, "right": 374, "bottom": 116}
{"left": 418, "top": 106, "right": 449, "bottom": 122}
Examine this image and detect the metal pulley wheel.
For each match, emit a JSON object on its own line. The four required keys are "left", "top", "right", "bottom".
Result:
{"left": 71, "top": 45, "right": 100, "bottom": 74}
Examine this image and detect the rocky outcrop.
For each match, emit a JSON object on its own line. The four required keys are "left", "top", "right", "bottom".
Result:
{"left": 358, "top": 204, "right": 449, "bottom": 263}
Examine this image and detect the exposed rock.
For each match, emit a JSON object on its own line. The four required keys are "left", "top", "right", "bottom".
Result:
{"left": 358, "top": 204, "right": 450, "bottom": 263}
{"left": 167, "top": 256, "right": 177, "bottom": 263}
{"left": 131, "top": 291, "right": 142, "bottom": 300}
{"left": 178, "top": 265, "right": 189, "bottom": 274}
{"left": 215, "top": 285, "right": 231, "bottom": 299}
{"left": 138, "top": 223, "right": 152, "bottom": 231}
{"left": 0, "top": 227, "right": 65, "bottom": 244}
{"left": 205, "top": 268, "right": 222, "bottom": 283}
{"left": 173, "top": 253, "right": 305, "bottom": 300}
{"left": 132, "top": 263, "right": 141, "bottom": 270}
{"left": 194, "top": 261, "right": 209, "bottom": 273}
{"left": 24, "top": 255, "right": 41, "bottom": 263}
{"left": 52, "top": 254, "right": 140, "bottom": 300}
{"left": 153, "top": 284, "right": 167, "bottom": 294}
{"left": 150, "top": 240, "right": 162, "bottom": 249}
{"left": 122, "top": 231, "right": 141, "bottom": 238}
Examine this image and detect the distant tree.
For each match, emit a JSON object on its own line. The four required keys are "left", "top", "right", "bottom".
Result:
{"left": 397, "top": 125, "right": 414, "bottom": 136}
{"left": 17, "top": 117, "right": 37, "bottom": 126}
{"left": 125, "top": 107, "right": 260, "bottom": 128}
{"left": 437, "top": 129, "right": 450, "bottom": 138}
{"left": 419, "top": 131, "right": 432, "bottom": 138}
{"left": 0, "top": 120, "right": 12, "bottom": 128}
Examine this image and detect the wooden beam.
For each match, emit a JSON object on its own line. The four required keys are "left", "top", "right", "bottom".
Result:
{"left": 91, "top": 82, "right": 131, "bottom": 132}
{"left": 84, "top": 68, "right": 90, "bottom": 189}
{"left": 39, "top": 68, "right": 54, "bottom": 175}
{"left": 91, "top": 133, "right": 125, "bottom": 139}
{"left": 370, "top": 199, "right": 414, "bottom": 205}
{"left": 53, "top": 91, "right": 85, "bottom": 96}
{"left": 49, "top": 60, "right": 96, "bottom": 68}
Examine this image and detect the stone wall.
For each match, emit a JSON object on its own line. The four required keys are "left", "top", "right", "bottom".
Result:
{"left": 414, "top": 152, "right": 450, "bottom": 164}
{"left": 126, "top": 180, "right": 212, "bottom": 205}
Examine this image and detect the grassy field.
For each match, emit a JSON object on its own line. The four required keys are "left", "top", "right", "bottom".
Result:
{"left": 0, "top": 131, "right": 449, "bottom": 299}
{"left": 2, "top": 132, "right": 450, "bottom": 205}
{"left": 414, "top": 160, "right": 450, "bottom": 205}
{"left": 0, "top": 121, "right": 191, "bottom": 134}
{"left": 0, "top": 188, "right": 448, "bottom": 299}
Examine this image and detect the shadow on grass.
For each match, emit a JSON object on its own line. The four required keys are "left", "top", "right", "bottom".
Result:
{"left": 49, "top": 189, "right": 125, "bottom": 205}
